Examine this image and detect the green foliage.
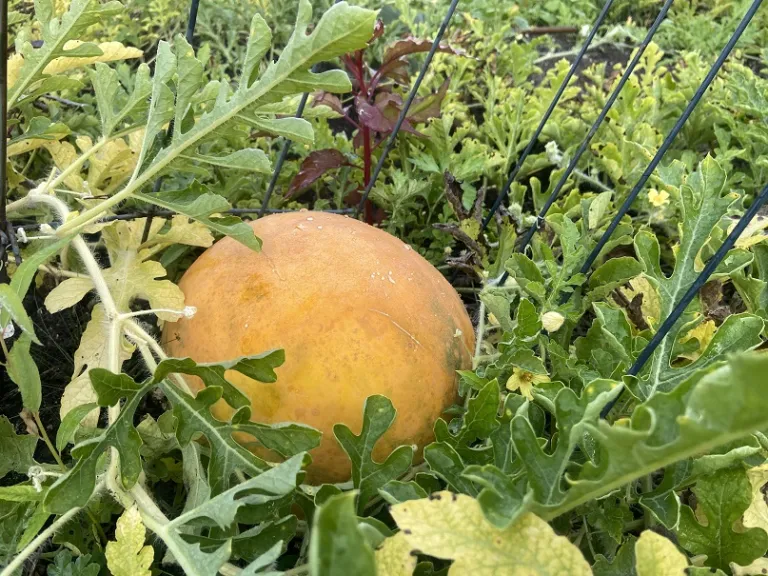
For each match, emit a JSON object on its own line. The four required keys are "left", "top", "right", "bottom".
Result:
{"left": 334, "top": 396, "right": 414, "bottom": 513}
{"left": 5, "top": 0, "right": 768, "bottom": 575}
{"left": 677, "top": 467, "right": 768, "bottom": 571}
{"left": 310, "top": 492, "right": 376, "bottom": 576}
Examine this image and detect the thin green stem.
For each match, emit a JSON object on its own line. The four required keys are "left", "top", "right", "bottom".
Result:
{"left": 33, "top": 411, "right": 65, "bottom": 470}
{"left": 1, "top": 480, "right": 105, "bottom": 576}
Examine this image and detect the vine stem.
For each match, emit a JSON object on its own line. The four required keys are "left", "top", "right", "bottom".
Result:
{"left": 40, "top": 126, "right": 143, "bottom": 198}
{"left": 0, "top": 483, "right": 103, "bottom": 576}
{"left": 33, "top": 411, "right": 66, "bottom": 469}
{"left": 128, "top": 339, "right": 242, "bottom": 576}
{"left": 9, "top": 191, "right": 251, "bottom": 575}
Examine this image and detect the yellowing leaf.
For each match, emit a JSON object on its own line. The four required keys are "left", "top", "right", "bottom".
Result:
{"left": 44, "top": 226, "right": 186, "bottom": 321}
{"left": 460, "top": 219, "right": 480, "bottom": 241}
{"left": 7, "top": 53, "right": 23, "bottom": 90}
{"left": 45, "top": 277, "right": 94, "bottom": 313}
{"left": 731, "top": 215, "right": 768, "bottom": 250}
{"left": 635, "top": 531, "right": 688, "bottom": 576}
{"left": 680, "top": 320, "right": 717, "bottom": 362}
{"left": 44, "top": 140, "right": 85, "bottom": 191}
{"left": 106, "top": 506, "right": 154, "bottom": 576}
{"left": 87, "top": 139, "right": 138, "bottom": 193}
{"left": 743, "top": 463, "right": 768, "bottom": 533}
{"left": 541, "top": 311, "right": 565, "bottom": 332}
{"left": 732, "top": 557, "right": 768, "bottom": 575}
{"left": 60, "top": 373, "right": 100, "bottom": 427}
{"left": 44, "top": 41, "right": 143, "bottom": 76}
{"left": 390, "top": 492, "right": 591, "bottom": 575}
{"left": 376, "top": 532, "right": 416, "bottom": 576}
{"left": 145, "top": 216, "right": 214, "bottom": 250}
{"left": 621, "top": 276, "right": 662, "bottom": 327}
{"left": 60, "top": 305, "right": 134, "bottom": 426}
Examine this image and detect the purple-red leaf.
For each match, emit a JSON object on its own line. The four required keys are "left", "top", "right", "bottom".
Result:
{"left": 407, "top": 78, "right": 450, "bottom": 123}
{"left": 287, "top": 150, "right": 348, "bottom": 197}
{"left": 370, "top": 19, "right": 385, "bottom": 42}
{"left": 357, "top": 96, "right": 395, "bottom": 133}
{"left": 381, "top": 37, "right": 466, "bottom": 67}
{"left": 312, "top": 91, "right": 346, "bottom": 116}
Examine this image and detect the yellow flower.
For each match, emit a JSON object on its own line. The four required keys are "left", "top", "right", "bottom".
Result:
{"left": 505, "top": 368, "right": 550, "bottom": 400}
{"left": 648, "top": 188, "right": 670, "bottom": 208}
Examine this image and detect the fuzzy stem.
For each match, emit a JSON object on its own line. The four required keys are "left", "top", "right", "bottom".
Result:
{"left": 39, "top": 126, "right": 142, "bottom": 198}
{"left": 6, "top": 194, "right": 119, "bottom": 318}
{"left": 118, "top": 308, "right": 185, "bottom": 321}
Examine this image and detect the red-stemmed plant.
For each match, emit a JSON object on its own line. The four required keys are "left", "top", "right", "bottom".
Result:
{"left": 288, "top": 23, "right": 462, "bottom": 223}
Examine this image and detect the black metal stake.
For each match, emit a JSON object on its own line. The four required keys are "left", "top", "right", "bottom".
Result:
{"left": 0, "top": 0, "right": 9, "bottom": 282}
{"left": 515, "top": 0, "right": 675, "bottom": 255}
{"left": 140, "top": 0, "right": 201, "bottom": 243}
{"left": 601, "top": 180, "right": 768, "bottom": 418}
{"left": 258, "top": 92, "right": 309, "bottom": 217}
{"left": 479, "top": 0, "right": 617, "bottom": 233}
{"left": 573, "top": 0, "right": 764, "bottom": 284}
{"left": 354, "top": 0, "right": 461, "bottom": 216}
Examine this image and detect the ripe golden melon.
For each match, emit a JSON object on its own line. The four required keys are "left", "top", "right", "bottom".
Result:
{"left": 163, "top": 210, "right": 474, "bottom": 483}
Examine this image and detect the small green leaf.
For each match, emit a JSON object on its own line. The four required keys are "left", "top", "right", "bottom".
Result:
{"left": 379, "top": 480, "right": 428, "bottom": 505}
{"left": 592, "top": 535, "right": 636, "bottom": 576}
{"left": 0, "top": 284, "right": 40, "bottom": 344}
{"left": 310, "top": 491, "right": 376, "bottom": 576}
{"left": 0, "top": 416, "right": 37, "bottom": 480}
{"left": 232, "top": 421, "right": 321, "bottom": 459}
{"left": 588, "top": 191, "right": 613, "bottom": 229}
{"left": 333, "top": 396, "right": 414, "bottom": 513}
{"left": 6, "top": 333, "right": 41, "bottom": 412}
{"left": 56, "top": 403, "right": 99, "bottom": 452}
{"left": 434, "top": 379, "right": 499, "bottom": 464}
{"left": 151, "top": 352, "right": 284, "bottom": 410}
{"left": 138, "top": 185, "right": 263, "bottom": 251}
{"left": 134, "top": 40, "right": 176, "bottom": 173}
{"left": 587, "top": 257, "right": 643, "bottom": 301}
{"left": 160, "top": 382, "right": 268, "bottom": 494}
{"left": 47, "top": 550, "right": 100, "bottom": 576}
{"left": 186, "top": 149, "right": 271, "bottom": 173}
{"left": 44, "top": 372, "right": 151, "bottom": 513}
{"left": 172, "top": 35, "right": 203, "bottom": 141}
{"left": 0, "top": 485, "right": 42, "bottom": 503}
{"left": 243, "top": 116, "right": 314, "bottom": 145}
{"left": 0, "top": 236, "right": 70, "bottom": 330}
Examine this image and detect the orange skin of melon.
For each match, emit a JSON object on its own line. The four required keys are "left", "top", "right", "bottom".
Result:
{"left": 163, "top": 211, "right": 474, "bottom": 484}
